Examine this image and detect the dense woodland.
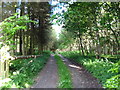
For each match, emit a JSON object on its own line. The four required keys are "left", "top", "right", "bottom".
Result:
{"left": 57, "top": 2, "right": 120, "bottom": 58}
{"left": 1, "top": 2, "right": 56, "bottom": 55}
{"left": 0, "top": 1, "right": 119, "bottom": 89}
{"left": 0, "top": 2, "right": 119, "bottom": 57}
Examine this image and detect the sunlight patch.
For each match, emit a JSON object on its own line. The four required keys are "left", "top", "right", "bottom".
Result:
{"left": 69, "top": 64, "right": 81, "bottom": 69}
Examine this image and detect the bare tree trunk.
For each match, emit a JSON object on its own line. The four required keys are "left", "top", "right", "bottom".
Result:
{"left": 96, "top": 30, "right": 101, "bottom": 59}
{"left": 26, "top": 35, "right": 29, "bottom": 55}
{"left": 78, "top": 31, "right": 84, "bottom": 55}
{"left": 22, "top": 30, "right": 25, "bottom": 55}
{"left": 29, "top": 36, "right": 33, "bottom": 54}
{"left": 19, "top": 30, "right": 22, "bottom": 55}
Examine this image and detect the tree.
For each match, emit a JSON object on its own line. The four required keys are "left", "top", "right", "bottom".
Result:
{"left": 0, "top": 13, "right": 33, "bottom": 79}
{"left": 1, "top": 2, "right": 53, "bottom": 55}
{"left": 54, "top": 2, "right": 119, "bottom": 57}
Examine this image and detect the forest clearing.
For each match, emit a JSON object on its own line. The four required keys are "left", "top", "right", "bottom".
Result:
{"left": 0, "top": 0, "right": 119, "bottom": 89}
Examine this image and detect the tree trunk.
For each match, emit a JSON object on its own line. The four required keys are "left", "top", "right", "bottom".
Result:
{"left": 19, "top": 30, "right": 22, "bottom": 55}
{"left": 0, "top": 1, "right": 2, "bottom": 22}
{"left": 0, "top": 1, "right": 3, "bottom": 78}
{"left": 29, "top": 36, "right": 33, "bottom": 54}
{"left": 78, "top": 29, "right": 84, "bottom": 55}
{"left": 79, "top": 36, "right": 84, "bottom": 56}
{"left": 22, "top": 30, "right": 25, "bottom": 55}
{"left": 96, "top": 30, "right": 101, "bottom": 59}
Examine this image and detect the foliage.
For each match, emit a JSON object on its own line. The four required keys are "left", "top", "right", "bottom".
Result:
{"left": 0, "top": 52, "right": 50, "bottom": 89}
{"left": 60, "top": 51, "right": 119, "bottom": 88}
{"left": 0, "top": 13, "right": 36, "bottom": 81}
{"left": 58, "top": 29, "right": 75, "bottom": 49}
{"left": 101, "top": 55, "right": 120, "bottom": 63}
{"left": 1, "top": 2, "right": 53, "bottom": 55}
{"left": 0, "top": 13, "right": 34, "bottom": 48}
{"left": 54, "top": 55, "right": 73, "bottom": 88}
{"left": 53, "top": 2, "right": 119, "bottom": 55}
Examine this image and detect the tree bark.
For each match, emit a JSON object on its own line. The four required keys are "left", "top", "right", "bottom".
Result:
{"left": 78, "top": 29, "right": 84, "bottom": 55}
{"left": 19, "top": 30, "right": 22, "bottom": 55}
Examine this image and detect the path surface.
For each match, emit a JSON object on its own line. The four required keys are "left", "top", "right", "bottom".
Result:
{"left": 31, "top": 54, "right": 58, "bottom": 88}
{"left": 59, "top": 54, "right": 102, "bottom": 88}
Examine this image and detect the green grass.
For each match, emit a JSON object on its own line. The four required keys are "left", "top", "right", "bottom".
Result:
{"left": 54, "top": 55, "right": 73, "bottom": 88}
{"left": 101, "top": 55, "right": 120, "bottom": 63}
{"left": 0, "top": 52, "right": 50, "bottom": 89}
{"left": 60, "top": 51, "right": 120, "bottom": 89}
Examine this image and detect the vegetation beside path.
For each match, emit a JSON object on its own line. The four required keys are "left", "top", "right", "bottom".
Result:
{"left": 60, "top": 51, "right": 120, "bottom": 89}
{"left": 0, "top": 51, "right": 51, "bottom": 89}
{"left": 54, "top": 55, "right": 73, "bottom": 88}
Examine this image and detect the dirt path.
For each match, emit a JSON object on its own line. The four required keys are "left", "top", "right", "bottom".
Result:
{"left": 31, "top": 54, "right": 58, "bottom": 88}
{"left": 59, "top": 54, "right": 102, "bottom": 88}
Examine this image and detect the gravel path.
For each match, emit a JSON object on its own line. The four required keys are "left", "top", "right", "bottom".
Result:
{"left": 31, "top": 54, "right": 58, "bottom": 88}
{"left": 31, "top": 54, "right": 102, "bottom": 88}
{"left": 59, "top": 54, "right": 102, "bottom": 88}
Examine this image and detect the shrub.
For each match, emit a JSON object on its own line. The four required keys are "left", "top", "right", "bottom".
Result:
{"left": 0, "top": 53, "right": 50, "bottom": 89}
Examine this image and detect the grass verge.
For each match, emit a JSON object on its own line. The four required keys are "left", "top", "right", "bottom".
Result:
{"left": 60, "top": 51, "right": 120, "bottom": 89}
{"left": 0, "top": 52, "right": 50, "bottom": 89}
{"left": 54, "top": 54, "right": 73, "bottom": 88}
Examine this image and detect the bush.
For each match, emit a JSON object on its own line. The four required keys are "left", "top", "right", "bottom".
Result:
{"left": 1, "top": 53, "right": 50, "bottom": 89}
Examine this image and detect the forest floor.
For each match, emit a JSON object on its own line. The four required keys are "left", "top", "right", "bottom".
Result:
{"left": 31, "top": 54, "right": 102, "bottom": 88}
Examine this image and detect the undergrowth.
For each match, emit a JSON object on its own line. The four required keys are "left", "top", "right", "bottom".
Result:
{"left": 0, "top": 52, "right": 50, "bottom": 89}
{"left": 60, "top": 51, "right": 120, "bottom": 89}
{"left": 54, "top": 55, "right": 73, "bottom": 88}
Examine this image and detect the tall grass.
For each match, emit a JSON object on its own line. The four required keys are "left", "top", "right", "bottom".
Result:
{"left": 54, "top": 55, "right": 73, "bottom": 88}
